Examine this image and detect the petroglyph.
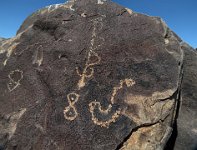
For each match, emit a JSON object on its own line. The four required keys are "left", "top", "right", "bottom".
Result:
{"left": 32, "top": 45, "right": 44, "bottom": 66}
{"left": 81, "top": 13, "right": 87, "bottom": 17}
{"left": 8, "top": 108, "right": 26, "bottom": 139}
{"left": 111, "top": 79, "right": 135, "bottom": 104}
{"left": 63, "top": 16, "right": 136, "bottom": 126}
{"left": 2, "top": 25, "right": 33, "bottom": 66}
{"left": 1, "top": 37, "right": 20, "bottom": 65}
{"left": 0, "top": 40, "right": 7, "bottom": 54}
{"left": 76, "top": 51, "right": 101, "bottom": 89}
{"left": 64, "top": 93, "right": 80, "bottom": 120}
{"left": 89, "top": 79, "right": 135, "bottom": 128}
{"left": 76, "top": 17, "right": 104, "bottom": 89}
{"left": 125, "top": 8, "right": 133, "bottom": 15}
{"left": 43, "top": 1, "right": 76, "bottom": 14}
{"left": 3, "top": 42, "right": 19, "bottom": 66}
{"left": 7, "top": 70, "right": 23, "bottom": 92}
{"left": 15, "top": 41, "right": 48, "bottom": 56}
{"left": 64, "top": 16, "right": 105, "bottom": 121}
{"left": 89, "top": 103, "right": 121, "bottom": 128}
{"left": 0, "top": 108, "right": 26, "bottom": 140}
{"left": 97, "top": 0, "right": 106, "bottom": 5}
{"left": 46, "top": 4, "right": 64, "bottom": 12}
{"left": 165, "top": 39, "right": 169, "bottom": 44}
{"left": 69, "top": 5, "right": 75, "bottom": 11}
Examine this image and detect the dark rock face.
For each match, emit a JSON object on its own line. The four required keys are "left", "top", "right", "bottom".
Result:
{"left": 173, "top": 43, "right": 197, "bottom": 150}
{"left": 0, "top": 0, "right": 195, "bottom": 149}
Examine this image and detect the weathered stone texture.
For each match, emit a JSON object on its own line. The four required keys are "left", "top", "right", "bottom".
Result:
{"left": 173, "top": 43, "right": 197, "bottom": 150}
{"left": 0, "top": 0, "right": 195, "bottom": 150}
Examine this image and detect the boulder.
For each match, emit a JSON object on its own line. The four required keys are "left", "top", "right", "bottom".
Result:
{"left": 172, "top": 43, "right": 197, "bottom": 150}
{"left": 0, "top": 0, "right": 195, "bottom": 149}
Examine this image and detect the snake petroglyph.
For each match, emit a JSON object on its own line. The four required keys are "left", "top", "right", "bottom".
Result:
{"left": 89, "top": 79, "right": 135, "bottom": 128}
{"left": 63, "top": 17, "right": 104, "bottom": 121}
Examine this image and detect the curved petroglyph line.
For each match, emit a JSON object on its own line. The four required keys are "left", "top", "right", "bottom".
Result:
{"left": 111, "top": 79, "right": 135, "bottom": 104}
{"left": 64, "top": 92, "right": 80, "bottom": 120}
{"left": 3, "top": 42, "right": 19, "bottom": 66}
{"left": 2, "top": 25, "right": 33, "bottom": 66}
{"left": 89, "top": 79, "right": 135, "bottom": 128}
{"left": 15, "top": 41, "right": 49, "bottom": 56}
{"left": 89, "top": 102, "right": 121, "bottom": 128}
{"left": 7, "top": 70, "right": 23, "bottom": 92}
{"left": 1, "top": 38, "right": 21, "bottom": 65}
{"left": 64, "top": 16, "right": 105, "bottom": 121}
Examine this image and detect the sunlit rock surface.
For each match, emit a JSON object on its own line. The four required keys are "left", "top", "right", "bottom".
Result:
{"left": 0, "top": 0, "right": 196, "bottom": 149}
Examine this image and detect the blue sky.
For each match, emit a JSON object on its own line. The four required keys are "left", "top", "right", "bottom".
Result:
{"left": 0, "top": 0, "right": 196, "bottom": 48}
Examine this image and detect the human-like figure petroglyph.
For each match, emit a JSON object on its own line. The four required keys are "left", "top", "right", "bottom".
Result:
{"left": 76, "top": 51, "right": 101, "bottom": 89}
{"left": 89, "top": 79, "right": 135, "bottom": 128}
{"left": 7, "top": 70, "right": 23, "bottom": 92}
{"left": 64, "top": 93, "right": 80, "bottom": 120}
{"left": 76, "top": 17, "right": 104, "bottom": 89}
{"left": 63, "top": 16, "right": 105, "bottom": 121}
